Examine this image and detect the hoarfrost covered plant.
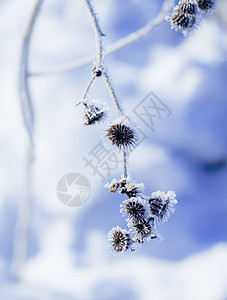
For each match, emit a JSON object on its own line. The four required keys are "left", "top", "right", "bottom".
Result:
{"left": 167, "top": 0, "right": 218, "bottom": 36}
{"left": 76, "top": 0, "right": 217, "bottom": 254}
{"left": 15, "top": 0, "right": 218, "bottom": 274}
{"left": 79, "top": 0, "right": 180, "bottom": 255}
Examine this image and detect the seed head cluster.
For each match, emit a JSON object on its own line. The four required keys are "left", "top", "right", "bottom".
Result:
{"left": 107, "top": 179, "right": 177, "bottom": 254}
{"left": 168, "top": 0, "right": 218, "bottom": 36}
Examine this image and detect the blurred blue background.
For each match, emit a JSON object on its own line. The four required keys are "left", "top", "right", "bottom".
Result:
{"left": 0, "top": 0, "right": 227, "bottom": 299}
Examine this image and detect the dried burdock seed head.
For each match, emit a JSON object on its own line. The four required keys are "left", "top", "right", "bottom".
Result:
{"left": 107, "top": 226, "right": 134, "bottom": 254}
{"left": 120, "top": 197, "right": 148, "bottom": 223}
{"left": 106, "top": 122, "right": 137, "bottom": 150}
{"left": 105, "top": 178, "right": 144, "bottom": 198}
{"left": 167, "top": 0, "right": 201, "bottom": 36}
{"left": 169, "top": 11, "right": 198, "bottom": 35}
{"left": 197, "top": 0, "right": 217, "bottom": 13}
{"left": 129, "top": 217, "right": 157, "bottom": 244}
{"left": 83, "top": 102, "right": 106, "bottom": 126}
{"left": 148, "top": 190, "right": 177, "bottom": 224}
{"left": 178, "top": 0, "right": 198, "bottom": 15}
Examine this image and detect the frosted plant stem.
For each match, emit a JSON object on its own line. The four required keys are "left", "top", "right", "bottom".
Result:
{"left": 82, "top": 74, "right": 96, "bottom": 100}
{"left": 84, "top": 0, "right": 124, "bottom": 119}
{"left": 20, "top": 0, "right": 44, "bottom": 144}
{"left": 122, "top": 147, "right": 128, "bottom": 179}
{"left": 29, "top": 0, "right": 174, "bottom": 77}
{"left": 84, "top": 0, "right": 130, "bottom": 181}
{"left": 84, "top": 0, "right": 105, "bottom": 68}
{"left": 103, "top": 72, "right": 124, "bottom": 118}
{"left": 11, "top": 0, "right": 43, "bottom": 280}
{"left": 10, "top": 146, "right": 34, "bottom": 280}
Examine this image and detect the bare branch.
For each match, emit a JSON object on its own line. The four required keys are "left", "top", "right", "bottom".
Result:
{"left": 20, "top": 0, "right": 44, "bottom": 144}
{"left": 84, "top": 0, "right": 105, "bottom": 67}
{"left": 29, "top": 0, "right": 174, "bottom": 77}
{"left": 11, "top": 0, "right": 44, "bottom": 280}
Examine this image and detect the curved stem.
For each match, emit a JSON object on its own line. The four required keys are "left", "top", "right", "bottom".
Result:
{"left": 29, "top": 0, "right": 174, "bottom": 77}
{"left": 11, "top": 0, "right": 43, "bottom": 280}
{"left": 82, "top": 74, "right": 96, "bottom": 100}
{"left": 84, "top": 0, "right": 105, "bottom": 68}
{"left": 20, "top": 0, "right": 44, "bottom": 145}
{"left": 83, "top": 0, "right": 124, "bottom": 119}
{"left": 103, "top": 72, "right": 124, "bottom": 118}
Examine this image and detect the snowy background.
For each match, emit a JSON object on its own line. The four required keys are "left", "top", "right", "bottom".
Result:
{"left": 0, "top": 0, "right": 227, "bottom": 299}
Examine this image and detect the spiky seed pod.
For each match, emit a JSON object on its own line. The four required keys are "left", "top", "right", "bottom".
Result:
{"left": 105, "top": 179, "right": 122, "bottom": 193}
{"left": 148, "top": 191, "right": 178, "bottom": 224}
{"left": 119, "top": 182, "right": 143, "bottom": 198}
{"left": 83, "top": 103, "right": 106, "bottom": 126}
{"left": 197, "top": 0, "right": 217, "bottom": 13}
{"left": 168, "top": 0, "right": 201, "bottom": 36}
{"left": 120, "top": 197, "right": 148, "bottom": 223}
{"left": 105, "top": 178, "right": 144, "bottom": 198}
{"left": 107, "top": 226, "right": 134, "bottom": 254}
{"left": 106, "top": 123, "right": 137, "bottom": 150}
{"left": 178, "top": 0, "right": 198, "bottom": 14}
{"left": 129, "top": 218, "right": 156, "bottom": 244}
{"left": 171, "top": 11, "right": 197, "bottom": 32}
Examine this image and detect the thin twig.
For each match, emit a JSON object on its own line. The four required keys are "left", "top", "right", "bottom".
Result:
{"left": 103, "top": 72, "right": 124, "bottom": 118}
{"left": 84, "top": 0, "right": 105, "bottom": 68}
{"left": 83, "top": 0, "right": 124, "bottom": 119}
{"left": 11, "top": 0, "right": 44, "bottom": 279}
{"left": 29, "top": 0, "right": 174, "bottom": 77}
{"left": 82, "top": 74, "right": 96, "bottom": 100}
